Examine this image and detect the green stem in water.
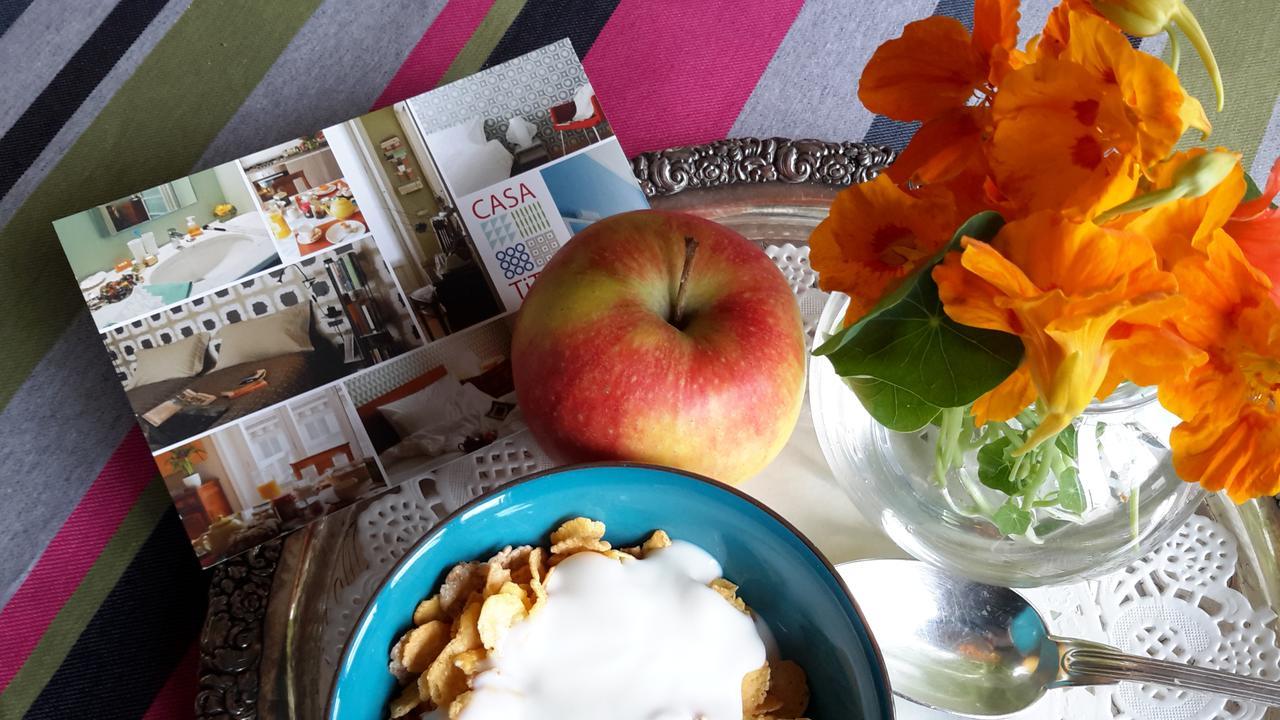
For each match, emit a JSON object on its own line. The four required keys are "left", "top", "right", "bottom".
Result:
{"left": 932, "top": 406, "right": 968, "bottom": 486}
{"left": 956, "top": 468, "right": 997, "bottom": 515}
{"left": 1018, "top": 444, "right": 1057, "bottom": 510}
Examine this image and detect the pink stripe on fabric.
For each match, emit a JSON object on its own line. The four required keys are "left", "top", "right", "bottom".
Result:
{"left": 0, "top": 428, "right": 155, "bottom": 693}
{"left": 583, "top": 0, "right": 805, "bottom": 156}
{"left": 141, "top": 638, "right": 199, "bottom": 720}
{"left": 372, "top": 0, "right": 496, "bottom": 108}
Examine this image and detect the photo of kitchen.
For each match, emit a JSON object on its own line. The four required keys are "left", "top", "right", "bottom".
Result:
{"left": 345, "top": 106, "right": 505, "bottom": 343}
{"left": 156, "top": 383, "right": 385, "bottom": 567}
{"left": 238, "top": 132, "right": 370, "bottom": 263}
{"left": 102, "top": 234, "right": 424, "bottom": 452}
{"left": 53, "top": 160, "right": 277, "bottom": 332}
{"left": 342, "top": 314, "right": 522, "bottom": 487}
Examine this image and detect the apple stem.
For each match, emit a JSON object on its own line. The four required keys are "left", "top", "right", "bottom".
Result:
{"left": 672, "top": 236, "right": 698, "bottom": 329}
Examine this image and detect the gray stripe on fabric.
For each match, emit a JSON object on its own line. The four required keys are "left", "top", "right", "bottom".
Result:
{"left": 193, "top": 0, "right": 447, "bottom": 171}
{"left": 1249, "top": 95, "right": 1280, "bottom": 181}
{"left": 0, "top": 0, "right": 118, "bottom": 138}
{"left": 728, "top": 0, "right": 937, "bottom": 143}
{"left": 0, "top": 0, "right": 190, "bottom": 221}
{"left": 0, "top": 310, "right": 136, "bottom": 608}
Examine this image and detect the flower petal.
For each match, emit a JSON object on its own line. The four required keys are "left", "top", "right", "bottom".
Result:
{"left": 989, "top": 58, "right": 1140, "bottom": 216}
{"left": 858, "top": 17, "right": 985, "bottom": 122}
{"left": 1233, "top": 155, "right": 1280, "bottom": 220}
{"left": 810, "top": 175, "right": 959, "bottom": 322}
{"left": 972, "top": 363, "right": 1035, "bottom": 425}
{"left": 887, "top": 107, "right": 987, "bottom": 188}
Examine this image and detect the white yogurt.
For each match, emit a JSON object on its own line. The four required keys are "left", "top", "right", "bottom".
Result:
{"left": 457, "top": 540, "right": 767, "bottom": 720}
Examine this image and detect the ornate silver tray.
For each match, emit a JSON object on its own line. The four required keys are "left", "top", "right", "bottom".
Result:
{"left": 196, "top": 138, "right": 1280, "bottom": 720}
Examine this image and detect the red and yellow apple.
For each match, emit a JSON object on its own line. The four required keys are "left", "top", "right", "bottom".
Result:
{"left": 511, "top": 209, "right": 806, "bottom": 484}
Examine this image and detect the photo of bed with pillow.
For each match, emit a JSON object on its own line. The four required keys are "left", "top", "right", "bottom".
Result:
{"left": 121, "top": 301, "right": 346, "bottom": 451}
{"left": 103, "top": 237, "right": 424, "bottom": 452}
{"left": 352, "top": 358, "right": 522, "bottom": 486}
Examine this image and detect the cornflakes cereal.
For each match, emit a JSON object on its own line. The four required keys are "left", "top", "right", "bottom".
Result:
{"left": 383, "top": 516, "right": 810, "bottom": 720}
{"left": 400, "top": 620, "right": 450, "bottom": 673}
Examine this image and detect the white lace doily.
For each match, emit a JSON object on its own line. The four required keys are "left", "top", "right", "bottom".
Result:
{"left": 318, "top": 246, "right": 1280, "bottom": 719}
{"left": 1022, "top": 514, "right": 1280, "bottom": 720}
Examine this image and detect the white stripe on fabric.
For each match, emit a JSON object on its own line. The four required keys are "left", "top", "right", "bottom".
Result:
{"left": 1250, "top": 95, "right": 1280, "bottom": 182}
{"left": 0, "top": 309, "right": 137, "bottom": 609}
{"left": 728, "top": 0, "right": 937, "bottom": 143}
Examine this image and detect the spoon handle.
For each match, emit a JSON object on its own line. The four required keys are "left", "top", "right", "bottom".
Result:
{"left": 1054, "top": 638, "right": 1280, "bottom": 706}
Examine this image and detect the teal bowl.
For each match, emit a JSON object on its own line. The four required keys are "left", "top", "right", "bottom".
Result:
{"left": 328, "top": 463, "right": 894, "bottom": 719}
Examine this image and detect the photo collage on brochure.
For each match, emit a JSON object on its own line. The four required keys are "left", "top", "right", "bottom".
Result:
{"left": 52, "top": 39, "right": 649, "bottom": 567}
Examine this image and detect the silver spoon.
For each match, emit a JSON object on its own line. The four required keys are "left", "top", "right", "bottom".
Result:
{"left": 839, "top": 558, "right": 1280, "bottom": 716}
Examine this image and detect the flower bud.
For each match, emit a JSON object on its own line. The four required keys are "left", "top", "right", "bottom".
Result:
{"left": 1091, "top": 0, "right": 1177, "bottom": 36}
{"left": 1090, "top": 0, "right": 1223, "bottom": 111}
{"left": 1170, "top": 150, "right": 1239, "bottom": 198}
{"left": 1096, "top": 151, "right": 1240, "bottom": 222}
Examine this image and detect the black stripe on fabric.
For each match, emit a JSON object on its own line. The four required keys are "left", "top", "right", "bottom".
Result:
{"left": 0, "top": 0, "right": 171, "bottom": 202}
{"left": 24, "top": 508, "right": 207, "bottom": 720}
{"left": 0, "top": 0, "right": 38, "bottom": 39}
{"left": 482, "top": 0, "right": 623, "bottom": 68}
{"left": 863, "top": 117, "right": 922, "bottom": 152}
{"left": 934, "top": 0, "right": 974, "bottom": 30}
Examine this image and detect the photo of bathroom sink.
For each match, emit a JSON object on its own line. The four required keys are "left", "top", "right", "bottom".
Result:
{"left": 148, "top": 230, "right": 277, "bottom": 290}
{"left": 52, "top": 162, "right": 284, "bottom": 332}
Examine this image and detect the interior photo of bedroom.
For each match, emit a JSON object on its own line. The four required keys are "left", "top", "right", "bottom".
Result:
{"left": 102, "top": 234, "right": 424, "bottom": 452}
{"left": 154, "top": 383, "right": 384, "bottom": 567}
{"left": 54, "top": 160, "right": 276, "bottom": 332}
{"left": 342, "top": 314, "right": 523, "bottom": 487}
{"left": 238, "top": 132, "right": 371, "bottom": 264}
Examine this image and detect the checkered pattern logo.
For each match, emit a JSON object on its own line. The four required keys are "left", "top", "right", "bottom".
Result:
{"left": 479, "top": 213, "right": 519, "bottom": 249}
{"left": 526, "top": 231, "right": 560, "bottom": 266}
{"left": 495, "top": 243, "right": 535, "bottom": 279}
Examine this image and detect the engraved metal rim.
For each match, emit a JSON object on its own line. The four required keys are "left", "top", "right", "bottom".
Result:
{"left": 322, "top": 461, "right": 898, "bottom": 720}
{"left": 195, "top": 136, "right": 896, "bottom": 720}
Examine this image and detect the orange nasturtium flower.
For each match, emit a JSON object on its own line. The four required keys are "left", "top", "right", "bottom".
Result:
{"left": 1158, "top": 232, "right": 1280, "bottom": 501}
{"left": 809, "top": 175, "right": 959, "bottom": 324}
{"left": 1224, "top": 157, "right": 1280, "bottom": 303}
{"left": 933, "top": 212, "right": 1182, "bottom": 452}
{"left": 989, "top": 9, "right": 1209, "bottom": 217}
{"left": 858, "top": 0, "right": 1019, "bottom": 200}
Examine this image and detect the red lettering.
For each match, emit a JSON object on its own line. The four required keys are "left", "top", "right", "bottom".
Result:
{"left": 508, "top": 270, "right": 543, "bottom": 299}
{"left": 470, "top": 182, "right": 538, "bottom": 221}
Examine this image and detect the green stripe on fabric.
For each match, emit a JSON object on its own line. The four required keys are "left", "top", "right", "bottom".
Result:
{"left": 0, "top": 479, "right": 170, "bottom": 719}
{"left": 1177, "top": 0, "right": 1280, "bottom": 169}
{"left": 0, "top": 0, "right": 322, "bottom": 412}
{"left": 437, "top": 0, "right": 528, "bottom": 85}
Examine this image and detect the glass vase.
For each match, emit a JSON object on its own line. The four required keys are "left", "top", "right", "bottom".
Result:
{"left": 810, "top": 292, "right": 1204, "bottom": 587}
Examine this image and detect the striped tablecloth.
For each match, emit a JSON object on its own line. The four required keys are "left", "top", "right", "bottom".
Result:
{"left": 1, "top": 1, "right": 1275, "bottom": 717}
